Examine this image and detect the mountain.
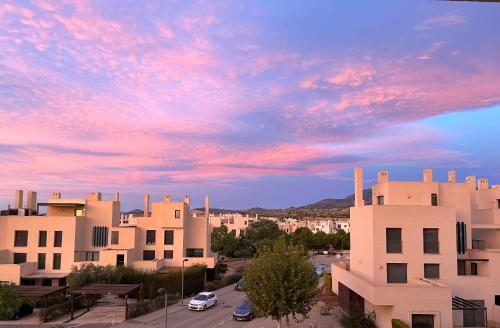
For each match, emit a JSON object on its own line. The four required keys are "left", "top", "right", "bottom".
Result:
{"left": 300, "top": 189, "right": 372, "bottom": 209}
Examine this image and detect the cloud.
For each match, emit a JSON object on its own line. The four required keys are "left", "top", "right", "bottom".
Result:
{"left": 414, "top": 14, "right": 467, "bottom": 31}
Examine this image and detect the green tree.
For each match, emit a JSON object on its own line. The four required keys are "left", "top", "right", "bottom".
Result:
{"left": 313, "top": 231, "right": 328, "bottom": 250}
{"left": 245, "top": 220, "right": 281, "bottom": 243}
{"left": 211, "top": 225, "right": 238, "bottom": 257}
{"left": 292, "top": 227, "right": 314, "bottom": 250}
{"left": 244, "top": 237, "right": 319, "bottom": 328}
{"left": 328, "top": 230, "right": 350, "bottom": 250}
{"left": 0, "top": 284, "right": 22, "bottom": 320}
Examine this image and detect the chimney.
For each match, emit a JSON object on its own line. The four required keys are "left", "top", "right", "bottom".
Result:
{"left": 15, "top": 190, "right": 23, "bottom": 209}
{"left": 205, "top": 195, "right": 210, "bottom": 217}
{"left": 51, "top": 192, "right": 61, "bottom": 199}
{"left": 27, "top": 191, "right": 37, "bottom": 211}
{"left": 478, "top": 179, "right": 489, "bottom": 190}
{"left": 144, "top": 194, "right": 150, "bottom": 217}
{"left": 423, "top": 168, "right": 433, "bottom": 182}
{"left": 378, "top": 170, "right": 389, "bottom": 183}
{"left": 87, "top": 192, "right": 102, "bottom": 201}
{"left": 354, "top": 167, "right": 364, "bottom": 207}
{"left": 184, "top": 195, "right": 190, "bottom": 206}
{"left": 466, "top": 176, "right": 477, "bottom": 190}
{"left": 113, "top": 192, "right": 120, "bottom": 202}
{"left": 448, "top": 170, "right": 456, "bottom": 183}
{"left": 164, "top": 195, "right": 172, "bottom": 202}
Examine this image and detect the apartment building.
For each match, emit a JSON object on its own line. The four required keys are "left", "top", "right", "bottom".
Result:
{"left": 301, "top": 217, "right": 350, "bottom": 234}
{"left": 0, "top": 191, "right": 216, "bottom": 286}
{"left": 332, "top": 168, "right": 500, "bottom": 327}
{"left": 208, "top": 213, "right": 256, "bottom": 238}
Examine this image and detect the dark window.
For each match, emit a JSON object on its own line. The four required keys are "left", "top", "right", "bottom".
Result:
{"left": 116, "top": 254, "right": 124, "bottom": 266}
{"left": 412, "top": 314, "right": 434, "bottom": 328}
{"left": 164, "top": 250, "right": 173, "bottom": 259}
{"left": 497, "top": 199, "right": 500, "bottom": 209}
{"left": 423, "top": 228, "right": 439, "bottom": 253}
{"left": 424, "top": 263, "right": 439, "bottom": 279}
{"left": 164, "top": 230, "right": 174, "bottom": 245}
{"left": 14, "top": 230, "right": 28, "bottom": 247}
{"left": 92, "top": 226, "right": 108, "bottom": 247}
{"left": 53, "top": 253, "right": 61, "bottom": 270}
{"left": 54, "top": 231, "right": 63, "bottom": 247}
{"left": 146, "top": 230, "right": 156, "bottom": 245}
{"left": 458, "top": 260, "right": 466, "bottom": 275}
{"left": 495, "top": 295, "right": 500, "bottom": 306}
{"left": 37, "top": 253, "right": 46, "bottom": 270}
{"left": 111, "top": 231, "right": 119, "bottom": 245}
{"left": 186, "top": 248, "right": 204, "bottom": 258}
{"left": 175, "top": 210, "right": 181, "bottom": 218}
{"left": 457, "top": 222, "right": 467, "bottom": 254}
{"left": 431, "top": 193, "right": 438, "bottom": 206}
{"left": 240, "top": 229, "right": 245, "bottom": 237}
{"left": 471, "top": 262, "right": 478, "bottom": 276}
{"left": 13, "top": 253, "right": 27, "bottom": 264}
{"left": 387, "top": 263, "right": 407, "bottom": 283}
{"left": 143, "top": 250, "right": 155, "bottom": 260}
{"left": 386, "top": 228, "right": 402, "bottom": 253}
{"left": 377, "top": 195, "right": 384, "bottom": 205}
{"left": 38, "top": 231, "right": 47, "bottom": 247}
{"left": 85, "top": 251, "right": 99, "bottom": 261}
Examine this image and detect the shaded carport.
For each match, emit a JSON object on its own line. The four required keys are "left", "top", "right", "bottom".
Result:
{"left": 15, "top": 285, "right": 68, "bottom": 307}
{"left": 70, "top": 283, "right": 141, "bottom": 320}
{"left": 452, "top": 296, "right": 487, "bottom": 327}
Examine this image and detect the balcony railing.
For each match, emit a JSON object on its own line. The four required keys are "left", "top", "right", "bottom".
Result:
{"left": 472, "top": 240, "right": 486, "bottom": 250}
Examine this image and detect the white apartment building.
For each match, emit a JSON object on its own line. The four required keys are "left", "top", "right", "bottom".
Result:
{"left": 208, "top": 213, "right": 256, "bottom": 238}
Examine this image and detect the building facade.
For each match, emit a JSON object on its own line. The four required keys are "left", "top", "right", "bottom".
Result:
{"left": 332, "top": 168, "right": 500, "bottom": 327}
{"left": 208, "top": 213, "right": 257, "bottom": 238}
{"left": 0, "top": 191, "right": 216, "bottom": 286}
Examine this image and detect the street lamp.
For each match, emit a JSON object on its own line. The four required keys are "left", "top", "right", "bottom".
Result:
{"left": 181, "top": 258, "right": 189, "bottom": 307}
{"left": 157, "top": 288, "right": 167, "bottom": 328}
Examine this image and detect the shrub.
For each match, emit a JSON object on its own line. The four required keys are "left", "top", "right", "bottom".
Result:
{"left": 233, "top": 248, "right": 253, "bottom": 258}
{"left": 323, "top": 273, "right": 332, "bottom": 295}
{"left": 0, "top": 284, "right": 22, "bottom": 320}
{"left": 392, "top": 319, "right": 409, "bottom": 328}
{"left": 204, "top": 273, "right": 243, "bottom": 291}
{"left": 340, "top": 307, "right": 377, "bottom": 328}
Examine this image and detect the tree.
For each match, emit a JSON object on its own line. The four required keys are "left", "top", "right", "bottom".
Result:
{"left": 245, "top": 220, "right": 281, "bottom": 243}
{"left": 292, "top": 227, "right": 314, "bottom": 250}
{"left": 244, "top": 237, "right": 319, "bottom": 328}
{"left": 0, "top": 284, "right": 22, "bottom": 320}
{"left": 313, "top": 231, "right": 328, "bottom": 250}
{"left": 328, "top": 230, "right": 350, "bottom": 250}
{"left": 211, "top": 225, "right": 238, "bottom": 257}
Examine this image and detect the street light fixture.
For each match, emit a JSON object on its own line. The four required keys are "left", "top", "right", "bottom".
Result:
{"left": 181, "top": 258, "right": 189, "bottom": 307}
{"left": 157, "top": 288, "right": 167, "bottom": 328}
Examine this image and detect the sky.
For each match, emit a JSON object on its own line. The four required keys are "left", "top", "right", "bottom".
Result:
{"left": 0, "top": 0, "right": 499, "bottom": 210}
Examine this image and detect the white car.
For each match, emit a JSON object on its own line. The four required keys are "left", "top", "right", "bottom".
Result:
{"left": 188, "top": 292, "right": 218, "bottom": 311}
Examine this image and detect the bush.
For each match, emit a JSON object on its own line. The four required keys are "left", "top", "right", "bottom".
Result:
{"left": 0, "top": 284, "right": 22, "bottom": 320}
{"left": 127, "top": 293, "right": 180, "bottom": 319}
{"left": 204, "top": 273, "right": 242, "bottom": 291}
{"left": 392, "top": 319, "right": 409, "bottom": 328}
{"left": 340, "top": 307, "right": 377, "bottom": 328}
{"left": 233, "top": 248, "right": 253, "bottom": 258}
{"left": 323, "top": 273, "right": 332, "bottom": 295}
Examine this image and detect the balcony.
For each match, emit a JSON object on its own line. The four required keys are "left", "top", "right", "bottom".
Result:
{"left": 472, "top": 239, "right": 486, "bottom": 250}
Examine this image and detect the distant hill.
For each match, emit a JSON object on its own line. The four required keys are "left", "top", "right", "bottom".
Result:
{"left": 299, "top": 189, "right": 372, "bottom": 209}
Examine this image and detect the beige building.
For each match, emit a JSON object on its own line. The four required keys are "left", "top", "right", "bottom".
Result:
{"left": 208, "top": 213, "right": 256, "bottom": 238}
{"left": 332, "top": 168, "right": 500, "bottom": 327}
{"left": 0, "top": 191, "right": 216, "bottom": 286}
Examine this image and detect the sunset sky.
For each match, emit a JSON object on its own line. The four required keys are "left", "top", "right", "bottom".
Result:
{"left": 1, "top": 0, "right": 499, "bottom": 210}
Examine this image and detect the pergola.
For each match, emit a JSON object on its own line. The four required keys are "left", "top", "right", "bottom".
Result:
{"left": 452, "top": 296, "right": 487, "bottom": 326}
{"left": 15, "top": 285, "right": 68, "bottom": 307}
{"left": 70, "top": 283, "right": 142, "bottom": 320}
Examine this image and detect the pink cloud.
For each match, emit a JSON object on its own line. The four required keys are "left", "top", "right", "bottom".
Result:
{"left": 326, "top": 66, "right": 375, "bottom": 88}
{"left": 414, "top": 13, "right": 467, "bottom": 31}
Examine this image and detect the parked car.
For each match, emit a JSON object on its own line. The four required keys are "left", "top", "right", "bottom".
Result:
{"left": 188, "top": 292, "right": 218, "bottom": 311}
{"left": 235, "top": 278, "right": 244, "bottom": 291}
{"left": 9, "top": 303, "right": 33, "bottom": 320}
{"left": 233, "top": 299, "right": 255, "bottom": 321}
{"left": 315, "top": 265, "right": 325, "bottom": 277}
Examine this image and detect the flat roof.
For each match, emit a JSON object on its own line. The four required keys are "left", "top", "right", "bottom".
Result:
{"left": 71, "top": 283, "right": 141, "bottom": 296}
{"left": 37, "top": 202, "right": 85, "bottom": 207}
{"left": 16, "top": 285, "right": 68, "bottom": 298}
{"left": 21, "top": 272, "right": 68, "bottom": 279}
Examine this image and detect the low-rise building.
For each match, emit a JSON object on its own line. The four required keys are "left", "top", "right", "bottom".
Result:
{"left": 332, "top": 167, "right": 500, "bottom": 327}
{"left": 0, "top": 191, "right": 216, "bottom": 286}
{"left": 208, "top": 213, "right": 256, "bottom": 238}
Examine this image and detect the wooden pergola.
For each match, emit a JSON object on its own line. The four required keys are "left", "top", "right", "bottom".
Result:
{"left": 70, "top": 283, "right": 141, "bottom": 320}
{"left": 15, "top": 285, "right": 68, "bottom": 307}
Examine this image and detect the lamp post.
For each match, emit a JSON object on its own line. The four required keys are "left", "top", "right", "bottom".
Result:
{"left": 181, "top": 258, "right": 189, "bottom": 307}
{"left": 157, "top": 288, "right": 167, "bottom": 328}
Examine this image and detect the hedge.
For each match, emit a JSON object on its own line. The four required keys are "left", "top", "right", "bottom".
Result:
{"left": 392, "top": 319, "right": 410, "bottom": 328}
{"left": 204, "top": 273, "right": 243, "bottom": 291}
{"left": 127, "top": 293, "right": 180, "bottom": 319}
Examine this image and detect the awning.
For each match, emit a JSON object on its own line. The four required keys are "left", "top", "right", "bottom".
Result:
{"left": 16, "top": 285, "right": 68, "bottom": 298}
{"left": 452, "top": 296, "right": 486, "bottom": 310}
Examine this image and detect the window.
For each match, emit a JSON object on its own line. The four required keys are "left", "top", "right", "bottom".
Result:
{"left": 240, "top": 229, "right": 245, "bottom": 237}
{"left": 458, "top": 260, "right": 466, "bottom": 275}
{"left": 431, "top": 193, "right": 438, "bottom": 206}
{"left": 495, "top": 295, "right": 500, "bottom": 306}
{"left": 38, "top": 231, "right": 47, "bottom": 247}
{"left": 85, "top": 251, "right": 99, "bottom": 261}
{"left": 377, "top": 195, "right": 384, "bottom": 205}
{"left": 143, "top": 250, "right": 155, "bottom": 260}
{"left": 424, "top": 263, "right": 439, "bottom": 279}
{"left": 116, "top": 254, "right": 124, "bottom": 266}
{"left": 53, "top": 253, "right": 61, "bottom": 270}
{"left": 164, "top": 230, "right": 174, "bottom": 245}
{"left": 471, "top": 262, "right": 478, "bottom": 275}
{"left": 54, "top": 231, "right": 63, "bottom": 247}
{"left": 14, "top": 230, "right": 28, "bottom": 247}
{"left": 92, "top": 226, "right": 108, "bottom": 247}
{"left": 146, "top": 230, "right": 156, "bottom": 245}
{"left": 37, "top": 253, "right": 46, "bottom": 270}
{"left": 186, "top": 248, "right": 204, "bottom": 258}
{"left": 423, "top": 228, "right": 439, "bottom": 253}
{"left": 111, "top": 231, "right": 119, "bottom": 245}
{"left": 412, "top": 314, "right": 434, "bottom": 328}
{"left": 463, "top": 301, "right": 485, "bottom": 327}
{"left": 175, "top": 210, "right": 181, "bottom": 218}
{"left": 497, "top": 199, "right": 500, "bottom": 209}
{"left": 387, "top": 263, "right": 407, "bottom": 283}
{"left": 13, "top": 253, "right": 27, "bottom": 264}
{"left": 457, "top": 222, "right": 467, "bottom": 254}
{"left": 386, "top": 228, "right": 402, "bottom": 253}
{"left": 163, "top": 250, "right": 173, "bottom": 259}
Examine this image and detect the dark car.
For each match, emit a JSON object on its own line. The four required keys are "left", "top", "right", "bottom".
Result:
{"left": 233, "top": 299, "right": 255, "bottom": 321}
{"left": 235, "top": 278, "right": 244, "bottom": 291}
{"left": 10, "top": 303, "right": 34, "bottom": 320}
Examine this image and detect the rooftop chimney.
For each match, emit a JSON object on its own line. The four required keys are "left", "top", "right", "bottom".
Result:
{"left": 378, "top": 170, "right": 389, "bottom": 183}
{"left": 87, "top": 192, "right": 102, "bottom": 201}
{"left": 448, "top": 170, "right": 456, "bottom": 183}
{"left": 205, "top": 195, "right": 210, "bottom": 217}
{"left": 27, "top": 191, "right": 37, "bottom": 212}
{"left": 114, "top": 192, "right": 120, "bottom": 202}
{"left": 164, "top": 195, "right": 172, "bottom": 202}
{"left": 51, "top": 192, "right": 61, "bottom": 199}
{"left": 144, "top": 194, "right": 150, "bottom": 217}
{"left": 478, "top": 178, "right": 489, "bottom": 190}
{"left": 15, "top": 190, "right": 23, "bottom": 209}
{"left": 423, "top": 168, "right": 433, "bottom": 182}
{"left": 354, "top": 167, "right": 364, "bottom": 207}
{"left": 466, "top": 176, "right": 477, "bottom": 190}
{"left": 184, "top": 195, "right": 190, "bottom": 206}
